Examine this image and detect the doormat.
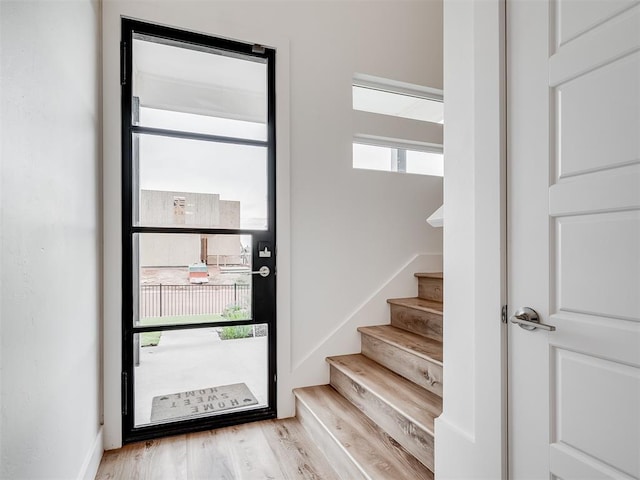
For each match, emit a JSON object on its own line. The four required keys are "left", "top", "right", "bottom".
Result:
{"left": 150, "top": 383, "right": 258, "bottom": 422}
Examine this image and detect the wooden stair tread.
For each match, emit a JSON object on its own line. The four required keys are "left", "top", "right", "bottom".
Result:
{"left": 414, "top": 272, "right": 443, "bottom": 279}
{"left": 294, "top": 385, "right": 435, "bottom": 480}
{"left": 387, "top": 297, "right": 443, "bottom": 314}
{"left": 326, "top": 354, "right": 442, "bottom": 434}
{"left": 358, "top": 325, "right": 443, "bottom": 365}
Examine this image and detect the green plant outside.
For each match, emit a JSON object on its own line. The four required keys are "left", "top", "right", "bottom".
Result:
{"left": 218, "top": 325, "right": 253, "bottom": 340}
{"left": 140, "top": 331, "right": 162, "bottom": 347}
{"left": 222, "top": 305, "right": 250, "bottom": 320}
{"left": 217, "top": 305, "right": 253, "bottom": 341}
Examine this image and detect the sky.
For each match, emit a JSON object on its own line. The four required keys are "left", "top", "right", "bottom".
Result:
{"left": 138, "top": 108, "right": 269, "bottom": 230}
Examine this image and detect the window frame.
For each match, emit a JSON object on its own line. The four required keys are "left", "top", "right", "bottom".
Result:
{"left": 351, "top": 74, "right": 444, "bottom": 177}
{"left": 120, "top": 18, "right": 277, "bottom": 443}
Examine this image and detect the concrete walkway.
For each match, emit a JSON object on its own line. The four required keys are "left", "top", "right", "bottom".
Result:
{"left": 134, "top": 327, "right": 268, "bottom": 426}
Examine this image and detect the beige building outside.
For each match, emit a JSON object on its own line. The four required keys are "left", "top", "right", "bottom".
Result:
{"left": 139, "top": 189, "right": 244, "bottom": 268}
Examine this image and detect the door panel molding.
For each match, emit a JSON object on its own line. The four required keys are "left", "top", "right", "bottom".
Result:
{"left": 555, "top": 52, "right": 639, "bottom": 178}
{"left": 550, "top": 168, "right": 640, "bottom": 214}
{"left": 549, "top": 312, "right": 640, "bottom": 366}
{"left": 550, "top": 442, "right": 638, "bottom": 480}
{"left": 508, "top": 0, "right": 640, "bottom": 478}
{"left": 556, "top": 0, "right": 639, "bottom": 47}
{"left": 552, "top": 347, "right": 640, "bottom": 475}
{"left": 550, "top": 4, "right": 640, "bottom": 86}
{"left": 555, "top": 212, "right": 640, "bottom": 320}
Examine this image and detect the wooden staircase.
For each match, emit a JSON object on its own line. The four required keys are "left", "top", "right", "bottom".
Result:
{"left": 294, "top": 272, "right": 443, "bottom": 479}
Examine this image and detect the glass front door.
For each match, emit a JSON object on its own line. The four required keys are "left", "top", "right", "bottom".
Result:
{"left": 121, "top": 19, "right": 276, "bottom": 442}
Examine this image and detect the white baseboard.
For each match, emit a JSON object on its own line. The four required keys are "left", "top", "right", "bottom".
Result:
{"left": 78, "top": 426, "right": 104, "bottom": 480}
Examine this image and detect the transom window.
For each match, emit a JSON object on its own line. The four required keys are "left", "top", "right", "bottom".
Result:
{"left": 351, "top": 74, "right": 444, "bottom": 177}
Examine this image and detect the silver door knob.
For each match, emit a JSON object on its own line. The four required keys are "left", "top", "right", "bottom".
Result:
{"left": 510, "top": 307, "right": 556, "bottom": 331}
{"left": 251, "top": 266, "right": 270, "bottom": 277}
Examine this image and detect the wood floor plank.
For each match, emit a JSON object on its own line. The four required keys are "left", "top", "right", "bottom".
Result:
{"left": 97, "top": 435, "right": 188, "bottom": 480}
{"left": 221, "top": 422, "right": 287, "bottom": 479}
{"left": 146, "top": 436, "right": 188, "bottom": 480}
{"left": 260, "top": 418, "right": 341, "bottom": 480}
{"left": 95, "top": 443, "right": 144, "bottom": 480}
{"left": 186, "top": 428, "right": 235, "bottom": 480}
{"left": 149, "top": 435, "right": 188, "bottom": 480}
{"left": 96, "top": 420, "right": 341, "bottom": 480}
{"left": 294, "top": 385, "right": 434, "bottom": 480}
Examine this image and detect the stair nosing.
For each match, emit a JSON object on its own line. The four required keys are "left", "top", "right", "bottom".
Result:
{"left": 326, "top": 354, "right": 438, "bottom": 436}
{"left": 295, "top": 385, "right": 433, "bottom": 479}
{"left": 294, "top": 387, "right": 372, "bottom": 480}
{"left": 357, "top": 325, "right": 443, "bottom": 366}
{"left": 414, "top": 272, "right": 443, "bottom": 279}
{"left": 387, "top": 297, "right": 443, "bottom": 315}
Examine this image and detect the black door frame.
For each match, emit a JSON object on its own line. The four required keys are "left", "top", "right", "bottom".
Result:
{"left": 120, "top": 18, "right": 277, "bottom": 443}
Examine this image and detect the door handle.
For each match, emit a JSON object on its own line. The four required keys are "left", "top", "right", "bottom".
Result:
{"left": 510, "top": 307, "right": 556, "bottom": 331}
{"left": 221, "top": 266, "right": 270, "bottom": 277}
{"left": 250, "top": 266, "right": 270, "bottom": 277}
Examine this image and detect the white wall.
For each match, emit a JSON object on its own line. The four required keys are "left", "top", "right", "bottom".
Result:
{"left": 0, "top": 1, "right": 103, "bottom": 479}
{"left": 435, "top": 0, "right": 506, "bottom": 478}
{"left": 103, "top": 0, "right": 443, "bottom": 448}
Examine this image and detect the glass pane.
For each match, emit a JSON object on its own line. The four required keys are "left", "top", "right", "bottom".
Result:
{"left": 132, "top": 35, "right": 267, "bottom": 141}
{"left": 133, "top": 324, "right": 269, "bottom": 426}
{"left": 406, "top": 150, "right": 444, "bottom": 177}
{"left": 353, "top": 143, "right": 394, "bottom": 172}
{"left": 138, "top": 107, "right": 267, "bottom": 141}
{"left": 135, "top": 233, "right": 253, "bottom": 327}
{"left": 134, "top": 133, "right": 268, "bottom": 230}
{"left": 353, "top": 143, "right": 444, "bottom": 177}
{"left": 352, "top": 86, "right": 444, "bottom": 124}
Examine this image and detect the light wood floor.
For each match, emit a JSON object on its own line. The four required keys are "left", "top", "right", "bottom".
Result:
{"left": 95, "top": 418, "right": 340, "bottom": 480}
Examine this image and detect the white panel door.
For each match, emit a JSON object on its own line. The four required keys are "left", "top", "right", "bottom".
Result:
{"left": 507, "top": 1, "right": 640, "bottom": 478}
